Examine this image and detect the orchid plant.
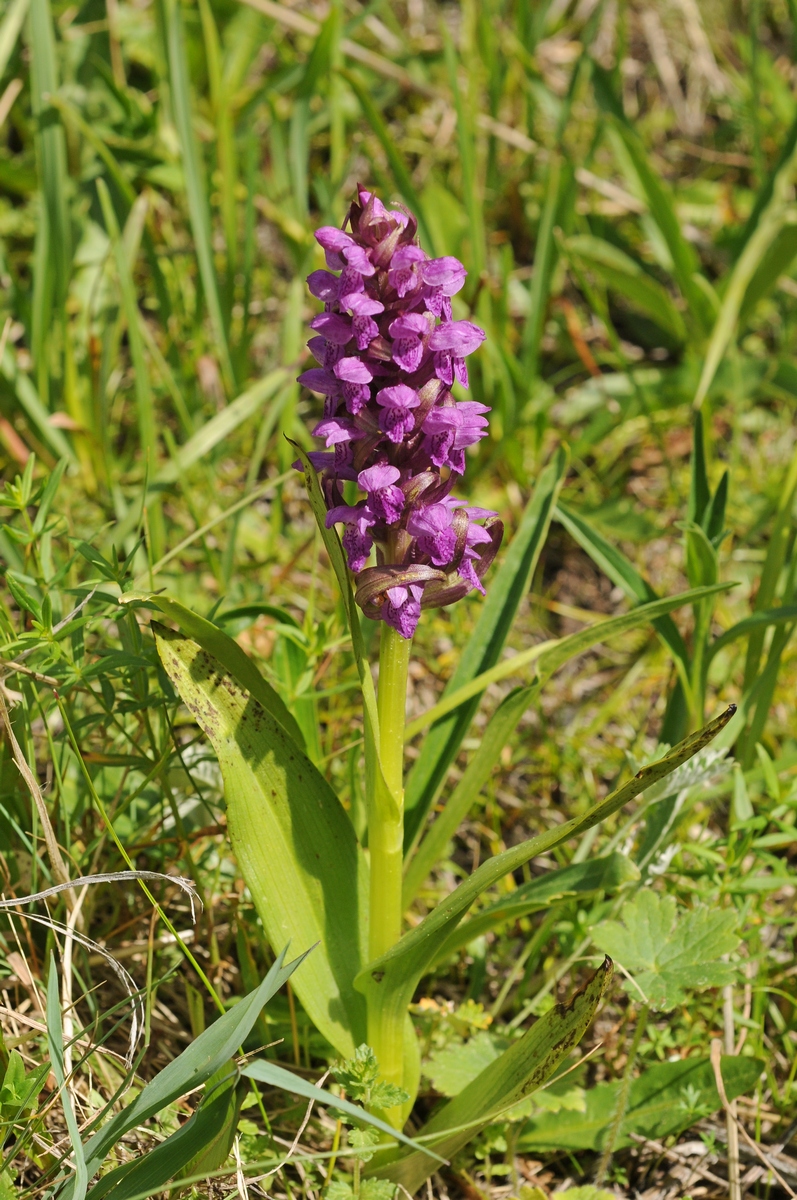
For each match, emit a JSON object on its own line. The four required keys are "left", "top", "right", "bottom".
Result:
{"left": 150, "top": 189, "right": 734, "bottom": 1192}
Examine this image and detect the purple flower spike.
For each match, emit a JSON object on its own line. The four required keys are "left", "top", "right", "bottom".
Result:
{"left": 297, "top": 187, "right": 502, "bottom": 638}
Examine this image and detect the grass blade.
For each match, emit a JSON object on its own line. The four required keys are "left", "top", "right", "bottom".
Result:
{"left": 79, "top": 947, "right": 310, "bottom": 1179}
{"left": 404, "top": 583, "right": 728, "bottom": 739}
{"left": 0, "top": 0, "right": 29, "bottom": 80}
{"left": 693, "top": 152, "right": 797, "bottom": 408}
{"left": 242, "top": 1060, "right": 445, "bottom": 1161}
{"left": 154, "top": 368, "right": 288, "bottom": 485}
{"left": 403, "top": 684, "right": 537, "bottom": 903}
{"left": 340, "top": 67, "right": 435, "bottom": 252}
{"left": 555, "top": 501, "right": 690, "bottom": 667}
{"left": 165, "top": 0, "right": 235, "bottom": 395}
{"left": 435, "top": 854, "right": 639, "bottom": 963}
{"left": 97, "top": 181, "right": 156, "bottom": 471}
{"left": 46, "top": 953, "right": 88, "bottom": 1200}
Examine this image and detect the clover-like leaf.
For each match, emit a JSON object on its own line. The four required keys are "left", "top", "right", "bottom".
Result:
{"left": 592, "top": 890, "right": 739, "bottom": 1010}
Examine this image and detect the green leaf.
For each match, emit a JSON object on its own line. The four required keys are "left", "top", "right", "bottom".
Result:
{"left": 434, "top": 854, "right": 639, "bottom": 963}
{"left": 693, "top": 144, "right": 797, "bottom": 408}
{"left": 356, "top": 710, "right": 734, "bottom": 1076}
{"left": 705, "top": 469, "right": 729, "bottom": 547}
{"left": 153, "top": 369, "right": 288, "bottom": 486}
{"left": 29, "top": 0, "right": 72, "bottom": 310}
{"left": 369, "top": 961, "right": 611, "bottom": 1193}
{"left": 403, "top": 684, "right": 537, "bottom": 903}
{"left": 565, "top": 235, "right": 686, "bottom": 343}
{"left": 554, "top": 502, "right": 689, "bottom": 669}
{"left": 47, "top": 954, "right": 88, "bottom": 1200}
{"left": 78, "top": 947, "right": 308, "bottom": 1184}
{"left": 0, "top": 0, "right": 28, "bottom": 79}
{"left": 155, "top": 626, "right": 368, "bottom": 1056}
{"left": 0, "top": 1051, "right": 46, "bottom": 1119}
{"left": 425, "top": 1031, "right": 506, "bottom": 1097}
{"left": 519, "top": 1054, "right": 763, "bottom": 1151}
{"left": 592, "top": 890, "right": 739, "bottom": 1010}
{"left": 403, "top": 446, "right": 569, "bottom": 850}
{"left": 165, "top": 0, "right": 234, "bottom": 394}
{"left": 688, "top": 411, "right": 710, "bottom": 528}
{"left": 129, "top": 592, "right": 303, "bottom": 747}
{"left": 682, "top": 521, "right": 718, "bottom": 590}
{"left": 181, "top": 1069, "right": 247, "bottom": 1180}
{"left": 241, "top": 1060, "right": 442, "bottom": 1161}
{"left": 706, "top": 606, "right": 797, "bottom": 664}
{"left": 599, "top": 110, "right": 712, "bottom": 333}
{"left": 97, "top": 181, "right": 156, "bottom": 469}
{"left": 405, "top": 583, "right": 729, "bottom": 737}
{"left": 31, "top": 458, "right": 67, "bottom": 536}
{"left": 0, "top": 348, "right": 75, "bottom": 462}
{"left": 739, "top": 218, "right": 797, "bottom": 323}
{"left": 86, "top": 1078, "right": 243, "bottom": 1200}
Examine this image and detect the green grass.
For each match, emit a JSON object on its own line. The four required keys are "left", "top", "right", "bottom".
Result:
{"left": 0, "top": 0, "right": 797, "bottom": 1195}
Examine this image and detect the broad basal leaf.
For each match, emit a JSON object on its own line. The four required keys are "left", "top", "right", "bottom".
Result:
{"left": 155, "top": 626, "right": 368, "bottom": 1056}
{"left": 592, "top": 889, "right": 739, "bottom": 1010}
{"left": 126, "top": 591, "right": 304, "bottom": 746}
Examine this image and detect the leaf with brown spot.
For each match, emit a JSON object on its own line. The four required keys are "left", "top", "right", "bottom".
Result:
{"left": 368, "top": 960, "right": 612, "bottom": 1193}
{"left": 155, "top": 625, "right": 368, "bottom": 1057}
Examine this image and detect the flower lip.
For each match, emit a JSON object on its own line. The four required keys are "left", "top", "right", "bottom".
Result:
{"left": 343, "top": 293, "right": 384, "bottom": 316}
{"left": 334, "top": 357, "right": 374, "bottom": 383}
{"left": 297, "top": 368, "right": 340, "bottom": 395}
{"left": 421, "top": 256, "right": 467, "bottom": 294}
{"left": 429, "top": 320, "right": 486, "bottom": 356}
{"left": 307, "top": 269, "right": 340, "bottom": 301}
{"left": 388, "top": 313, "right": 429, "bottom": 338}
{"left": 310, "top": 313, "right": 353, "bottom": 345}
{"left": 376, "top": 384, "right": 420, "bottom": 409}
{"left": 358, "top": 463, "right": 401, "bottom": 491}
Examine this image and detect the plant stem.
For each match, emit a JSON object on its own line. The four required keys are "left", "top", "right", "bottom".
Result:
{"left": 596, "top": 1002, "right": 649, "bottom": 1185}
{"left": 369, "top": 622, "right": 410, "bottom": 962}
{"left": 367, "top": 622, "right": 411, "bottom": 1114}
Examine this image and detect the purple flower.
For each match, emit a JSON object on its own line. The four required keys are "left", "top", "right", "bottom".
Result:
{"left": 388, "top": 244, "right": 426, "bottom": 297}
{"left": 311, "top": 417, "right": 365, "bottom": 448}
{"left": 388, "top": 313, "right": 431, "bottom": 373}
{"left": 310, "top": 313, "right": 353, "bottom": 345}
{"left": 326, "top": 503, "right": 375, "bottom": 573}
{"left": 297, "top": 368, "right": 340, "bottom": 396}
{"left": 383, "top": 583, "right": 424, "bottom": 639}
{"left": 406, "top": 504, "right": 457, "bottom": 566}
{"left": 297, "top": 187, "right": 502, "bottom": 639}
{"left": 358, "top": 464, "right": 404, "bottom": 524}
{"left": 307, "top": 269, "right": 341, "bottom": 302}
{"left": 376, "top": 384, "right": 420, "bottom": 444}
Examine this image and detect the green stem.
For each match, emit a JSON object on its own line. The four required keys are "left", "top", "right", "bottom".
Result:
{"left": 367, "top": 622, "right": 411, "bottom": 1114}
{"left": 369, "top": 623, "right": 410, "bottom": 961}
{"left": 596, "top": 1002, "right": 649, "bottom": 1184}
